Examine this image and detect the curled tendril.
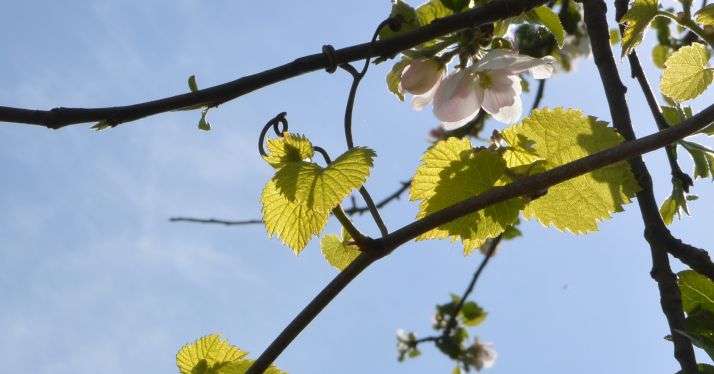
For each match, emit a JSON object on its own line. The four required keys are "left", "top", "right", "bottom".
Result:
{"left": 312, "top": 146, "right": 332, "bottom": 165}
{"left": 258, "top": 112, "right": 289, "bottom": 157}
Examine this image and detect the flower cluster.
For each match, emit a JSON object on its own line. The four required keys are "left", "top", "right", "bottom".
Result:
{"left": 400, "top": 49, "right": 555, "bottom": 130}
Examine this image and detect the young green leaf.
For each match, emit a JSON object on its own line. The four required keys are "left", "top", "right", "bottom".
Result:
{"left": 220, "top": 360, "right": 286, "bottom": 374}
{"left": 261, "top": 180, "right": 331, "bottom": 254}
{"left": 320, "top": 229, "right": 361, "bottom": 271}
{"left": 661, "top": 43, "right": 713, "bottom": 102}
{"left": 695, "top": 4, "right": 714, "bottom": 27}
{"left": 679, "top": 270, "right": 714, "bottom": 314}
{"left": 460, "top": 301, "right": 487, "bottom": 327}
{"left": 188, "top": 75, "right": 199, "bottom": 93}
{"left": 440, "top": 0, "right": 468, "bottom": 12}
{"left": 386, "top": 57, "right": 412, "bottom": 101}
{"left": 619, "top": 0, "right": 659, "bottom": 56}
{"left": 502, "top": 108, "right": 640, "bottom": 233}
{"left": 379, "top": 1, "right": 420, "bottom": 40}
{"left": 198, "top": 107, "right": 211, "bottom": 131}
{"left": 530, "top": 6, "right": 565, "bottom": 48}
{"left": 680, "top": 140, "right": 714, "bottom": 179}
{"left": 659, "top": 179, "right": 691, "bottom": 224}
{"left": 416, "top": 0, "right": 454, "bottom": 26}
{"left": 682, "top": 308, "right": 714, "bottom": 361}
{"left": 411, "top": 138, "right": 524, "bottom": 253}
{"left": 263, "top": 133, "right": 314, "bottom": 169}
{"left": 273, "top": 147, "right": 376, "bottom": 213}
{"left": 176, "top": 334, "right": 247, "bottom": 374}
{"left": 652, "top": 44, "right": 671, "bottom": 69}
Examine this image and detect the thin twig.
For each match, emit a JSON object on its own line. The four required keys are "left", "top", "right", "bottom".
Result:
{"left": 168, "top": 217, "right": 262, "bottom": 225}
{"left": 585, "top": 1, "right": 697, "bottom": 371}
{"left": 531, "top": 79, "right": 546, "bottom": 111}
{"left": 345, "top": 181, "right": 412, "bottom": 215}
{"left": 442, "top": 235, "right": 501, "bottom": 339}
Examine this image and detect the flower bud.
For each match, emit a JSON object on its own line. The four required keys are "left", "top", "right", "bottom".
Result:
{"left": 400, "top": 58, "right": 444, "bottom": 95}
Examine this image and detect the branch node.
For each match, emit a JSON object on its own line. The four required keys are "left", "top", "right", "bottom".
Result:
{"left": 322, "top": 45, "right": 338, "bottom": 74}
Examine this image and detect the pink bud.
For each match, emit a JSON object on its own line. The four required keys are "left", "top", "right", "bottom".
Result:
{"left": 400, "top": 59, "right": 444, "bottom": 95}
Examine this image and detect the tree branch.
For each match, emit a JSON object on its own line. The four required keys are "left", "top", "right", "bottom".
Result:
{"left": 247, "top": 100, "right": 714, "bottom": 373}
{"left": 584, "top": 1, "right": 697, "bottom": 371}
{"left": 168, "top": 217, "right": 262, "bottom": 225}
{"left": 0, "top": 0, "right": 548, "bottom": 129}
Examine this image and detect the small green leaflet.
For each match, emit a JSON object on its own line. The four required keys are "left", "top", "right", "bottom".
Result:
{"left": 695, "top": 4, "right": 714, "bottom": 27}
{"left": 176, "top": 334, "right": 286, "bottom": 374}
{"left": 410, "top": 138, "right": 524, "bottom": 254}
{"left": 659, "top": 179, "right": 691, "bottom": 225}
{"left": 387, "top": 57, "right": 412, "bottom": 101}
{"left": 651, "top": 44, "right": 671, "bottom": 69}
{"left": 320, "top": 229, "right": 361, "bottom": 271}
{"left": 529, "top": 6, "right": 565, "bottom": 48}
{"left": 502, "top": 108, "right": 640, "bottom": 233}
{"left": 678, "top": 270, "right": 714, "bottom": 314}
{"left": 619, "top": 0, "right": 658, "bottom": 56}
{"left": 263, "top": 133, "right": 314, "bottom": 169}
{"left": 680, "top": 140, "right": 714, "bottom": 180}
{"left": 440, "top": 0, "right": 468, "bottom": 12}
{"left": 261, "top": 146, "right": 376, "bottom": 254}
{"left": 198, "top": 107, "right": 211, "bottom": 131}
{"left": 188, "top": 75, "right": 199, "bottom": 93}
{"left": 379, "top": 1, "right": 420, "bottom": 40}
{"left": 460, "top": 301, "right": 487, "bottom": 327}
{"left": 661, "top": 43, "right": 713, "bottom": 102}
{"left": 176, "top": 334, "right": 247, "bottom": 374}
{"left": 416, "top": 0, "right": 453, "bottom": 26}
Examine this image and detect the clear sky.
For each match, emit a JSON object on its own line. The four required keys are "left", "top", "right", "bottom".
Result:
{"left": 1, "top": 1, "right": 713, "bottom": 373}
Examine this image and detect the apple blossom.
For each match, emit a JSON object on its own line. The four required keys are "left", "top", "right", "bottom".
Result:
{"left": 431, "top": 49, "right": 556, "bottom": 130}
{"left": 399, "top": 58, "right": 446, "bottom": 111}
{"left": 467, "top": 339, "right": 497, "bottom": 371}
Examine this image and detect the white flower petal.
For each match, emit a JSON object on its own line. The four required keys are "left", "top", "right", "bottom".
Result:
{"left": 411, "top": 79, "right": 440, "bottom": 111}
{"left": 440, "top": 109, "right": 482, "bottom": 131}
{"left": 481, "top": 74, "right": 518, "bottom": 116}
{"left": 433, "top": 70, "right": 482, "bottom": 124}
{"left": 475, "top": 49, "right": 555, "bottom": 79}
{"left": 490, "top": 95, "right": 522, "bottom": 124}
{"left": 401, "top": 58, "right": 445, "bottom": 95}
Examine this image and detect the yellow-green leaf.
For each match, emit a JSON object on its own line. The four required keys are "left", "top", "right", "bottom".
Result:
{"left": 176, "top": 334, "right": 247, "bottom": 374}
{"left": 502, "top": 108, "right": 640, "bottom": 233}
{"left": 416, "top": 0, "right": 453, "bottom": 26}
{"left": 273, "top": 147, "right": 376, "bottom": 213}
{"left": 695, "top": 4, "right": 714, "bottom": 27}
{"left": 261, "top": 179, "right": 330, "bottom": 254}
{"left": 652, "top": 44, "right": 671, "bottom": 69}
{"left": 679, "top": 270, "right": 714, "bottom": 314}
{"left": 320, "top": 229, "right": 361, "bottom": 271}
{"left": 387, "top": 57, "right": 412, "bottom": 101}
{"left": 221, "top": 360, "right": 286, "bottom": 374}
{"left": 661, "top": 43, "right": 713, "bottom": 102}
{"left": 619, "top": 0, "right": 659, "bottom": 56}
{"left": 263, "top": 133, "right": 314, "bottom": 169}
{"left": 379, "top": 0, "right": 420, "bottom": 40}
{"left": 410, "top": 138, "right": 524, "bottom": 254}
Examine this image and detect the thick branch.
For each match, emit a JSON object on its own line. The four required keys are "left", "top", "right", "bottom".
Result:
{"left": 248, "top": 101, "right": 714, "bottom": 373}
{"left": 585, "top": 1, "right": 697, "bottom": 371}
{"left": 0, "top": 0, "right": 547, "bottom": 129}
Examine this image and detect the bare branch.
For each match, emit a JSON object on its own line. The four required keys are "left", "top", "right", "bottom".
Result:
{"left": 168, "top": 217, "right": 262, "bottom": 225}
{"left": 0, "top": 0, "right": 548, "bottom": 129}
{"left": 584, "top": 1, "right": 697, "bottom": 371}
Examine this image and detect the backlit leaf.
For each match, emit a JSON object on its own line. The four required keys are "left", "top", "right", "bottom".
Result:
{"left": 661, "top": 43, "right": 713, "bottom": 102}
{"left": 619, "top": 0, "right": 659, "bottom": 56}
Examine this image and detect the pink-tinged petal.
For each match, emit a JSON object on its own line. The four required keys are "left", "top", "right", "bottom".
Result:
{"left": 440, "top": 108, "right": 482, "bottom": 131}
{"left": 475, "top": 49, "right": 555, "bottom": 78}
{"left": 411, "top": 79, "right": 440, "bottom": 111}
{"left": 432, "top": 70, "right": 482, "bottom": 124}
{"left": 490, "top": 95, "right": 522, "bottom": 124}
{"left": 401, "top": 58, "right": 445, "bottom": 95}
{"left": 481, "top": 73, "right": 518, "bottom": 116}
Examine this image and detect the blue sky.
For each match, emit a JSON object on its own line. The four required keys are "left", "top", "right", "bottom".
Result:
{"left": 1, "top": 1, "right": 713, "bottom": 373}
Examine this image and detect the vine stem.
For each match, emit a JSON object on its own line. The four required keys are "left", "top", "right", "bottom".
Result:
{"left": 657, "top": 10, "right": 714, "bottom": 47}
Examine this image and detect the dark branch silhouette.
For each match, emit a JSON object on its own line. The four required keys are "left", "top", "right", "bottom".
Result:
{"left": 585, "top": 1, "right": 696, "bottom": 370}
{"left": 0, "top": 0, "right": 548, "bottom": 129}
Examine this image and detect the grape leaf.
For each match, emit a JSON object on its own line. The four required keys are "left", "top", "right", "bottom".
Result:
{"left": 695, "top": 4, "right": 714, "bottom": 27}
{"left": 619, "top": 0, "right": 659, "bottom": 56}
{"left": 262, "top": 147, "right": 375, "bottom": 254}
{"left": 652, "top": 44, "right": 671, "bottom": 69}
{"left": 679, "top": 270, "right": 714, "bottom": 314}
{"left": 221, "top": 360, "right": 286, "bottom": 374}
{"left": 273, "top": 147, "right": 376, "bottom": 213}
{"left": 661, "top": 43, "right": 713, "bottom": 102}
{"left": 410, "top": 138, "right": 524, "bottom": 254}
{"left": 263, "top": 133, "right": 314, "bottom": 169}
{"left": 320, "top": 229, "right": 361, "bottom": 271}
{"left": 502, "top": 108, "right": 640, "bottom": 233}
{"left": 379, "top": 0, "right": 420, "bottom": 40}
{"left": 261, "top": 180, "right": 331, "bottom": 254}
{"left": 176, "top": 334, "right": 247, "bottom": 374}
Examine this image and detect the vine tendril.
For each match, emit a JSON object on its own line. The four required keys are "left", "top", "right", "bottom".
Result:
{"left": 258, "top": 112, "right": 288, "bottom": 157}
